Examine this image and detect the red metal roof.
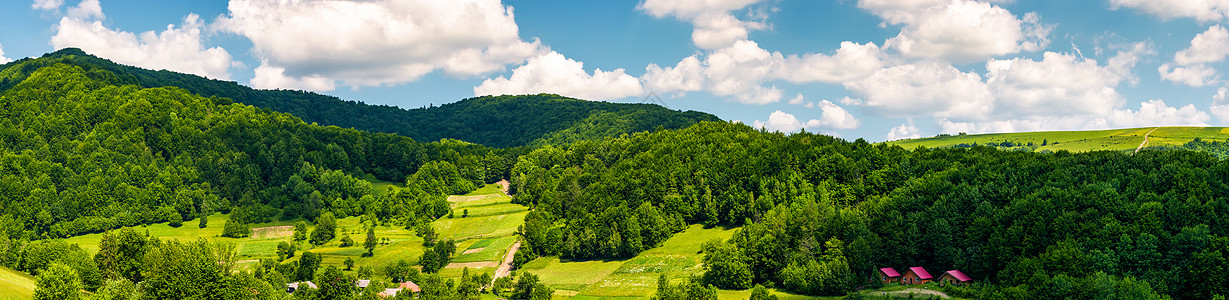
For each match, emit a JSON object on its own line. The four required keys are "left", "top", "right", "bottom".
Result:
{"left": 909, "top": 267, "right": 933, "bottom": 279}
{"left": 944, "top": 270, "right": 971, "bottom": 282}
{"left": 879, "top": 267, "right": 901, "bottom": 277}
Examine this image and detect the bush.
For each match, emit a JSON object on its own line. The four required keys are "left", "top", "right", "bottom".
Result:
{"left": 222, "top": 221, "right": 250, "bottom": 238}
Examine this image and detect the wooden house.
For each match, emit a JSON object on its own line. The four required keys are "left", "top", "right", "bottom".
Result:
{"left": 874, "top": 267, "right": 901, "bottom": 284}
{"left": 938, "top": 270, "right": 972, "bottom": 286}
{"left": 901, "top": 267, "right": 933, "bottom": 285}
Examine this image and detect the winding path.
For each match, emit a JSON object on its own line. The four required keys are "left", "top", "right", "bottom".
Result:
{"left": 1134, "top": 127, "right": 1159, "bottom": 155}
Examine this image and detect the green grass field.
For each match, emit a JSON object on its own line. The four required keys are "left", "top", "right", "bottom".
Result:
{"left": 889, "top": 126, "right": 1229, "bottom": 153}
{"left": 520, "top": 224, "right": 821, "bottom": 299}
{"left": 363, "top": 174, "right": 404, "bottom": 196}
{"left": 0, "top": 266, "right": 35, "bottom": 300}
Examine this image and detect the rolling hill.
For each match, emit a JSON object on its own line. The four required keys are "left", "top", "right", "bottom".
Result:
{"left": 0, "top": 48, "right": 719, "bottom": 148}
{"left": 889, "top": 126, "right": 1229, "bottom": 154}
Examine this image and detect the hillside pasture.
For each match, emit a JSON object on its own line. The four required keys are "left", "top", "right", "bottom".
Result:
{"left": 889, "top": 126, "right": 1229, "bottom": 153}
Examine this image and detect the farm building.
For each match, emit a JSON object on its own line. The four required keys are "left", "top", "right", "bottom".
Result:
{"left": 378, "top": 281, "right": 421, "bottom": 298}
{"left": 286, "top": 281, "right": 317, "bottom": 293}
{"left": 938, "top": 270, "right": 972, "bottom": 286}
{"left": 901, "top": 267, "right": 933, "bottom": 285}
{"left": 874, "top": 267, "right": 901, "bottom": 284}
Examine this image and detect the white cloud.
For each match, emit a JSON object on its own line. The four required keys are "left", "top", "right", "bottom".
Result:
{"left": 844, "top": 61, "right": 994, "bottom": 120}
{"left": 51, "top": 13, "right": 238, "bottom": 80}
{"left": 814, "top": 100, "right": 861, "bottom": 129}
{"left": 985, "top": 52, "right": 1125, "bottom": 117}
{"left": 847, "top": 50, "right": 1134, "bottom": 125}
{"left": 778, "top": 41, "right": 884, "bottom": 83}
{"left": 756, "top": 110, "right": 810, "bottom": 133}
{"left": 1107, "top": 42, "right": 1154, "bottom": 85}
{"left": 886, "top": 123, "right": 922, "bottom": 141}
{"left": 32, "top": 0, "right": 63, "bottom": 10}
{"left": 754, "top": 102, "right": 860, "bottom": 133}
{"left": 1158, "top": 26, "right": 1229, "bottom": 87}
{"left": 863, "top": 0, "right": 1051, "bottom": 63}
{"left": 1213, "top": 87, "right": 1229, "bottom": 124}
{"left": 0, "top": 43, "right": 11, "bottom": 64}
{"left": 474, "top": 51, "right": 643, "bottom": 101}
{"left": 1107, "top": 100, "right": 1211, "bottom": 127}
{"left": 1109, "top": 0, "right": 1229, "bottom": 22}
{"left": 1159, "top": 63, "right": 1218, "bottom": 86}
{"left": 643, "top": 40, "right": 882, "bottom": 105}
{"left": 217, "top": 0, "right": 544, "bottom": 89}
{"left": 67, "top": 0, "right": 102, "bottom": 20}
{"left": 1176, "top": 25, "right": 1229, "bottom": 65}
{"left": 643, "top": 55, "right": 705, "bottom": 97}
{"left": 787, "top": 93, "right": 804, "bottom": 105}
{"left": 937, "top": 116, "right": 1111, "bottom": 134}
{"left": 639, "top": 0, "right": 766, "bottom": 49}
{"left": 250, "top": 60, "right": 336, "bottom": 91}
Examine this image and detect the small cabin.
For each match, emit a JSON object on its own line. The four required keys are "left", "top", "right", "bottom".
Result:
{"left": 874, "top": 267, "right": 901, "bottom": 284}
{"left": 938, "top": 270, "right": 972, "bottom": 286}
{"left": 286, "top": 281, "right": 317, "bottom": 293}
{"left": 901, "top": 267, "right": 933, "bottom": 285}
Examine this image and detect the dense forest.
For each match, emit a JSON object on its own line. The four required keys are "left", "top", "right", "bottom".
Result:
{"left": 0, "top": 60, "right": 514, "bottom": 241}
{"left": 510, "top": 121, "right": 1227, "bottom": 299}
{"left": 0, "top": 48, "right": 718, "bottom": 148}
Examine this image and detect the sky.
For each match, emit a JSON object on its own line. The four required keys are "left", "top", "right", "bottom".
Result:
{"left": 4, "top": 0, "right": 1229, "bottom": 141}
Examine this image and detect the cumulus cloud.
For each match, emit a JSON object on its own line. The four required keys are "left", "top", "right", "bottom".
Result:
{"left": 777, "top": 41, "right": 885, "bottom": 83}
{"left": 937, "top": 116, "right": 1112, "bottom": 134}
{"left": 216, "top": 0, "right": 544, "bottom": 90}
{"left": 643, "top": 40, "right": 882, "bottom": 104}
{"left": 1211, "top": 87, "right": 1229, "bottom": 124}
{"left": 643, "top": 55, "right": 705, "bottom": 97}
{"left": 1159, "top": 63, "right": 1218, "bottom": 86}
{"left": 1176, "top": 25, "right": 1229, "bottom": 65}
{"left": 862, "top": 0, "right": 1051, "bottom": 63}
{"left": 886, "top": 122, "right": 922, "bottom": 141}
{"left": 844, "top": 61, "right": 994, "bottom": 120}
{"left": 985, "top": 52, "right": 1125, "bottom": 117}
{"left": 846, "top": 50, "right": 1136, "bottom": 127}
{"left": 31, "top": 0, "right": 62, "bottom": 10}
{"left": 67, "top": 0, "right": 102, "bottom": 20}
{"left": 787, "top": 93, "right": 804, "bottom": 105}
{"left": 814, "top": 100, "right": 861, "bottom": 129}
{"left": 0, "top": 43, "right": 11, "bottom": 64}
{"left": 1108, "top": 100, "right": 1211, "bottom": 127}
{"left": 51, "top": 13, "right": 238, "bottom": 80}
{"left": 474, "top": 51, "right": 643, "bottom": 101}
{"left": 639, "top": 0, "right": 766, "bottom": 49}
{"left": 754, "top": 102, "right": 860, "bottom": 133}
{"left": 251, "top": 60, "right": 336, "bottom": 92}
{"left": 1109, "top": 0, "right": 1229, "bottom": 22}
{"left": 1160, "top": 26, "right": 1229, "bottom": 86}
{"left": 755, "top": 110, "right": 811, "bottom": 133}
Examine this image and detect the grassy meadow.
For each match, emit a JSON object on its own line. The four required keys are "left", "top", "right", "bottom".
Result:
{"left": 517, "top": 224, "right": 828, "bottom": 299}
{"left": 889, "top": 126, "right": 1229, "bottom": 153}
{"left": 0, "top": 266, "right": 35, "bottom": 300}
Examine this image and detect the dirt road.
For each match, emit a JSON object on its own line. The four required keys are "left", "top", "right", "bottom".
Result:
{"left": 492, "top": 241, "right": 521, "bottom": 283}
{"left": 1134, "top": 127, "right": 1159, "bottom": 154}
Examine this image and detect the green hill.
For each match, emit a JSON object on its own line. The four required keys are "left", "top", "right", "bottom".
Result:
{"left": 889, "top": 127, "right": 1229, "bottom": 154}
{"left": 0, "top": 48, "right": 719, "bottom": 148}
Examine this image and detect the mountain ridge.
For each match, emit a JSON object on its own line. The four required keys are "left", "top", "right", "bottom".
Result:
{"left": 0, "top": 48, "right": 719, "bottom": 148}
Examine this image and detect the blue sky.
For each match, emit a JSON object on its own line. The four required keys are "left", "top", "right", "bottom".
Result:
{"left": 4, "top": 0, "right": 1229, "bottom": 141}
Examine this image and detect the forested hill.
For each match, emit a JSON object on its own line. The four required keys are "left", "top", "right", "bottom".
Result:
{"left": 0, "top": 48, "right": 719, "bottom": 148}
{"left": 0, "top": 58, "right": 508, "bottom": 240}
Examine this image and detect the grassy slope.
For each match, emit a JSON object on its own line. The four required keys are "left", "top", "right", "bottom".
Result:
{"left": 521, "top": 225, "right": 827, "bottom": 299}
{"left": 890, "top": 127, "right": 1229, "bottom": 152}
{"left": 0, "top": 266, "right": 35, "bottom": 300}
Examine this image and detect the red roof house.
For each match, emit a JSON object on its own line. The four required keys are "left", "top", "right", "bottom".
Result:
{"left": 938, "top": 270, "right": 972, "bottom": 286}
{"left": 901, "top": 267, "right": 933, "bottom": 285}
{"left": 874, "top": 267, "right": 902, "bottom": 284}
